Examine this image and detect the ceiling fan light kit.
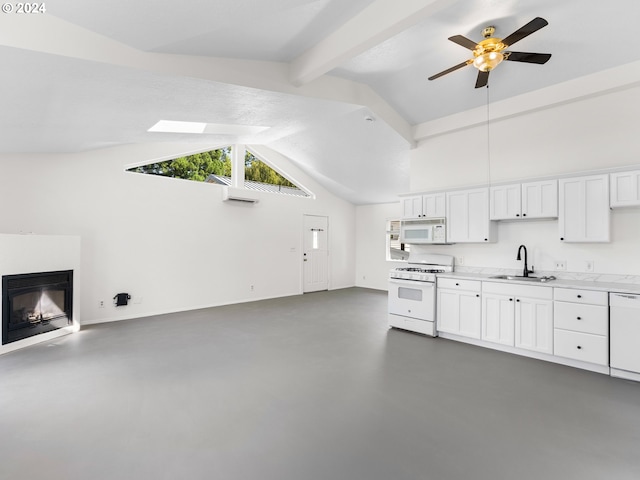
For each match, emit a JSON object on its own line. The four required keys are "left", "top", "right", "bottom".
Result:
{"left": 428, "top": 17, "right": 551, "bottom": 88}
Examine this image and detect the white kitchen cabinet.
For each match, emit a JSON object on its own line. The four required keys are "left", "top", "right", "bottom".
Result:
{"left": 446, "top": 188, "right": 496, "bottom": 243}
{"left": 515, "top": 296, "right": 553, "bottom": 354}
{"left": 553, "top": 287, "right": 609, "bottom": 366}
{"left": 482, "top": 282, "right": 552, "bottom": 353}
{"left": 521, "top": 179, "right": 558, "bottom": 218}
{"left": 482, "top": 292, "right": 515, "bottom": 346}
{"left": 490, "top": 180, "right": 558, "bottom": 220}
{"left": 401, "top": 193, "right": 445, "bottom": 219}
{"left": 437, "top": 278, "right": 482, "bottom": 339}
{"left": 610, "top": 170, "right": 640, "bottom": 207}
{"left": 423, "top": 193, "right": 446, "bottom": 218}
{"left": 558, "top": 174, "right": 610, "bottom": 242}
{"left": 401, "top": 195, "right": 424, "bottom": 219}
{"left": 490, "top": 184, "right": 521, "bottom": 220}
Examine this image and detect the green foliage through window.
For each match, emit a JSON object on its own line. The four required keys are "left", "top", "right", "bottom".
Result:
{"left": 127, "top": 146, "right": 309, "bottom": 197}
{"left": 244, "top": 151, "right": 296, "bottom": 188}
{"left": 127, "top": 147, "right": 232, "bottom": 181}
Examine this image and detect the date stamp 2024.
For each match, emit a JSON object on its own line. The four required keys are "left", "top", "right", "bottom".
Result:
{"left": 2, "top": 3, "right": 46, "bottom": 14}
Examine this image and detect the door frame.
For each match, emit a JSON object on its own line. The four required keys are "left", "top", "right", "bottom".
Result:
{"left": 302, "top": 214, "right": 329, "bottom": 293}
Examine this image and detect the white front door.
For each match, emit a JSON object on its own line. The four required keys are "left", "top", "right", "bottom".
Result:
{"left": 303, "top": 215, "right": 328, "bottom": 293}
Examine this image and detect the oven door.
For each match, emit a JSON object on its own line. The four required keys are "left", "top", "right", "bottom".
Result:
{"left": 388, "top": 278, "right": 435, "bottom": 321}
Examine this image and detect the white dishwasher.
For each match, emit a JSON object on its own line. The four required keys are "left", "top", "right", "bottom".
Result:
{"left": 610, "top": 292, "right": 640, "bottom": 381}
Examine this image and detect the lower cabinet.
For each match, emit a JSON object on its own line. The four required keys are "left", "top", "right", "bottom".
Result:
{"left": 482, "top": 292, "right": 515, "bottom": 346}
{"left": 437, "top": 278, "right": 482, "bottom": 338}
{"left": 515, "top": 295, "right": 554, "bottom": 355}
{"left": 553, "top": 288, "right": 609, "bottom": 366}
{"left": 482, "top": 282, "right": 553, "bottom": 354}
{"left": 438, "top": 277, "right": 612, "bottom": 375}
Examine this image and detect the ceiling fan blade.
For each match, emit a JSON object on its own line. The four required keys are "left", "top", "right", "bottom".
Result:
{"left": 475, "top": 70, "right": 489, "bottom": 89}
{"left": 448, "top": 35, "right": 478, "bottom": 50}
{"left": 501, "top": 17, "right": 548, "bottom": 47}
{"left": 428, "top": 60, "right": 472, "bottom": 81}
{"left": 505, "top": 51, "right": 552, "bottom": 64}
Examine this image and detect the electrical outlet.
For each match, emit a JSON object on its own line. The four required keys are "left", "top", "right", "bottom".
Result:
{"left": 555, "top": 261, "right": 566, "bottom": 271}
{"left": 250, "top": 285, "right": 254, "bottom": 291}
{"left": 585, "top": 260, "right": 594, "bottom": 272}
{"left": 99, "top": 300, "right": 105, "bottom": 308}
{"left": 456, "top": 256, "right": 464, "bottom": 266}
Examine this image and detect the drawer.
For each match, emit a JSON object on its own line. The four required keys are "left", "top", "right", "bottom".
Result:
{"left": 437, "top": 278, "right": 481, "bottom": 292}
{"left": 554, "top": 302, "right": 608, "bottom": 335}
{"left": 554, "top": 329, "right": 608, "bottom": 365}
{"left": 554, "top": 288, "right": 608, "bottom": 306}
{"left": 388, "top": 314, "right": 435, "bottom": 336}
{"left": 483, "top": 281, "right": 552, "bottom": 300}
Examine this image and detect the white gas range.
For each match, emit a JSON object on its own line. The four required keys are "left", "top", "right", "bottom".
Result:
{"left": 388, "top": 253, "right": 454, "bottom": 336}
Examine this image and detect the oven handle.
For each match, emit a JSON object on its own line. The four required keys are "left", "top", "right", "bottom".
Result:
{"left": 389, "top": 278, "right": 435, "bottom": 287}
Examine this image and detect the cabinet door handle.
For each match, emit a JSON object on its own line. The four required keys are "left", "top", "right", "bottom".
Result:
{"left": 516, "top": 299, "right": 520, "bottom": 302}
{"left": 509, "top": 298, "right": 513, "bottom": 302}
{"left": 577, "top": 316, "right": 582, "bottom": 320}
{"left": 577, "top": 346, "right": 582, "bottom": 350}
{"left": 516, "top": 214, "right": 520, "bottom": 217}
{"left": 522, "top": 213, "right": 527, "bottom": 217}
{"left": 560, "top": 237, "right": 564, "bottom": 241}
{"left": 476, "top": 294, "right": 480, "bottom": 298}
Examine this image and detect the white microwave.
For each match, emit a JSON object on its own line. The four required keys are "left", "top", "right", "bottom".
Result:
{"left": 400, "top": 218, "right": 447, "bottom": 244}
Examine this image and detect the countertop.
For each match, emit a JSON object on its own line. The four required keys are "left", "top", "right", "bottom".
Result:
{"left": 436, "top": 272, "right": 640, "bottom": 295}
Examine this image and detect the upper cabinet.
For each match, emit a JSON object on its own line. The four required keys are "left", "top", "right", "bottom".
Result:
{"left": 490, "top": 180, "right": 558, "bottom": 220}
{"left": 559, "top": 174, "right": 610, "bottom": 243}
{"left": 489, "top": 184, "right": 521, "bottom": 220}
{"left": 401, "top": 193, "right": 445, "bottom": 219}
{"left": 522, "top": 180, "right": 558, "bottom": 219}
{"left": 446, "top": 188, "right": 496, "bottom": 243}
{"left": 610, "top": 170, "right": 640, "bottom": 207}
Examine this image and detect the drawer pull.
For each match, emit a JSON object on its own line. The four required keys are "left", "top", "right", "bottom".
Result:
{"left": 455, "top": 283, "right": 459, "bottom": 286}
{"left": 577, "top": 295, "right": 582, "bottom": 298}
{"left": 577, "top": 317, "right": 582, "bottom": 320}
{"left": 577, "top": 346, "right": 582, "bottom": 350}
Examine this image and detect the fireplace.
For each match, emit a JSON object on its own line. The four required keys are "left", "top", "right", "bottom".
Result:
{"left": 2, "top": 270, "right": 73, "bottom": 345}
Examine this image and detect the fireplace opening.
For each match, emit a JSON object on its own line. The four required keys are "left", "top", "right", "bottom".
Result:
{"left": 2, "top": 270, "right": 73, "bottom": 345}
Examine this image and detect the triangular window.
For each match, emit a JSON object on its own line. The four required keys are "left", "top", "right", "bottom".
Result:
{"left": 127, "top": 147, "right": 232, "bottom": 181}
{"left": 127, "top": 145, "right": 310, "bottom": 197}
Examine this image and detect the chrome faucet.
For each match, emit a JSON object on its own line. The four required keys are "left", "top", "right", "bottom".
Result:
{"left": 516, "top": 245, "right": 534, "bottom": 277}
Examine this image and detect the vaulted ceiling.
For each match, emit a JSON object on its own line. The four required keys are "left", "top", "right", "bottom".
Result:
{"left": 2, "top": 0, "right": 640, "bottom": 204}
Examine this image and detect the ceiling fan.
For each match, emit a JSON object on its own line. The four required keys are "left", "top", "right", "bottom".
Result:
{"left": 428, "top": 17, "right": 551, "bottom": 88}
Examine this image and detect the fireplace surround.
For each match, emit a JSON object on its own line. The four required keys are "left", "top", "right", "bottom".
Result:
{"left": 2, "top": 270, "right": 74, "bottom": 345}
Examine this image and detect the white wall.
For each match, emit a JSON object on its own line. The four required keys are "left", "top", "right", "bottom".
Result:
{"left": 0, "top": 143, "right": 355, "bottom": 324}
{"left": 356, "top": 82, "right": 640, "bottom": 290}
{"left": 410, "top": 83, "right": 640, "bottom": 192}
{"left": 355, "top": 202, "right": 406, "bottom": 291}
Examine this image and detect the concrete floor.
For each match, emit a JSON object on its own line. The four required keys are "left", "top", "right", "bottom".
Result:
{"left": 1, "top": 287, "right": 639, "bottom": 480}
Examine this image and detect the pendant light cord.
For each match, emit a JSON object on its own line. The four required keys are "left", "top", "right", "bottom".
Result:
{"left": 486, "top": 85, "right": 491, "bottom": 187}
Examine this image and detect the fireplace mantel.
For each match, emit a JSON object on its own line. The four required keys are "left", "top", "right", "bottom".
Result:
{"left": 0, "top": 234, "right": 81, "bottom": 355}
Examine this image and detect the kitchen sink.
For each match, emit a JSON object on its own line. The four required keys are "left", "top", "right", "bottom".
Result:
{"left": 489, "top": 275, "right": 556, "bottom": 283}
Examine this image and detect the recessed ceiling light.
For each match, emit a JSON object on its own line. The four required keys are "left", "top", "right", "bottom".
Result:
{"left": 148, "top": 120, "right": 269, "bottom": 135}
